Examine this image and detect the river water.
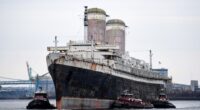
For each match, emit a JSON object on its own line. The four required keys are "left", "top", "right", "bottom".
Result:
{"left": 0, "top": 99, "right": 200, "bottom": 110}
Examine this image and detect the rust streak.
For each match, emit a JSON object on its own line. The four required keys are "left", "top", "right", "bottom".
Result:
{"left": 91, "top": 63, "right": 97, "bottom": 71}
{"left": 56, "top": 97, "right": 62, "bottom": 110}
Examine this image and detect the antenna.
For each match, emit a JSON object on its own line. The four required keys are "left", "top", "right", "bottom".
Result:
{"left": 53, "top": 36, "right": 58, "bottom": 52}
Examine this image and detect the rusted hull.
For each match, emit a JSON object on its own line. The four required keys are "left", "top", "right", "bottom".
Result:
{"left": 61, "top": 97, "right": 113, "bottom": 109}
{"left": 48, "top": 63, "right": 163, "bottom": 109}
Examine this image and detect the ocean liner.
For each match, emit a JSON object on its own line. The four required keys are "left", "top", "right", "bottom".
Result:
{"left": 46, "top": 7, "right": 171, "bottom": 109}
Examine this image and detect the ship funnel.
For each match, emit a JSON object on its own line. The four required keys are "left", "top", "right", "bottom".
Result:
{"left": 106, "top": 19, "right": 127, "bottom": 54}
{"left": 87, "top": 7, "right": 107, "bottom": 44}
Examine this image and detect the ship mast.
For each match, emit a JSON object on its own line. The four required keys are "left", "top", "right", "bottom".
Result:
{"left": 91, "top": 35, "right": 94, "bottom": 59}
{"left": 149, "top": 49, "right": 153, "bottom": 70}
{"left": 53, "top": 36, "right": 58, "bottom": 53}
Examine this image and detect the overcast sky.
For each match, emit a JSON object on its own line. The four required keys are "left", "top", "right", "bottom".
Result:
{"left": 0, "top": 0, "right": 200, "bottom": 84}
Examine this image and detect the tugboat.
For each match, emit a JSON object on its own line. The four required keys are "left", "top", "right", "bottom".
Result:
{"left": 26, "top": 87, "right": 56, "bottom": 109}
{"left": 151, "top": 91, "right": 176, "bottom": 108}
{"left": 111, "top": 91, "right": 153, "bottom": 109}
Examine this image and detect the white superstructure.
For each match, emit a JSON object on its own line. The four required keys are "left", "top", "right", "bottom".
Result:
{"left": 47, "top": 40, "right": 169, "bottom": 85}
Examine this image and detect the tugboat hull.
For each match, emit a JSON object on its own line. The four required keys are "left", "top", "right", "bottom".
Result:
{"left": 26, "top": 100, "right": 56, "bottom": 109}
{"left": 111, "top": 102, "right": 154, "bottom": 109}
{"left": 151, "top": 100, "right": 176, "bottom": 108}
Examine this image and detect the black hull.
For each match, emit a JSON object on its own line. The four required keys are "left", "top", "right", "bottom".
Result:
{"left": 151, "top": 100, "right": 176, "bottom": 108}
{"left": 48, "top": 63, "right": 163, "bottom": 108}
{"left": 26, "top": 99, "right": 56, "bottom": 109}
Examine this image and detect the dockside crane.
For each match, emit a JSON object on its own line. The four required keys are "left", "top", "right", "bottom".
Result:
{"left": 26, "top": 62, "right": 51, "bottom": 92}
{"left": 26, "top": 62, "right": 34, "bottom": 82}
{"left": 26, "top": 62, "right": 41, "bottom": 91}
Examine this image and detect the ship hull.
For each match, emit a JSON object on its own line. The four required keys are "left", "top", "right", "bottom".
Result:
{"left": 48, "top": 63, "right": 163, "bottom": 109}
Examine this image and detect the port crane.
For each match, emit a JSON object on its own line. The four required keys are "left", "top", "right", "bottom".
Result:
{"left": 0, "top": 62, "right": 52, "bottom": 91}
{"left": 26, "top": 62, "right": 52, "bottom": 91}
